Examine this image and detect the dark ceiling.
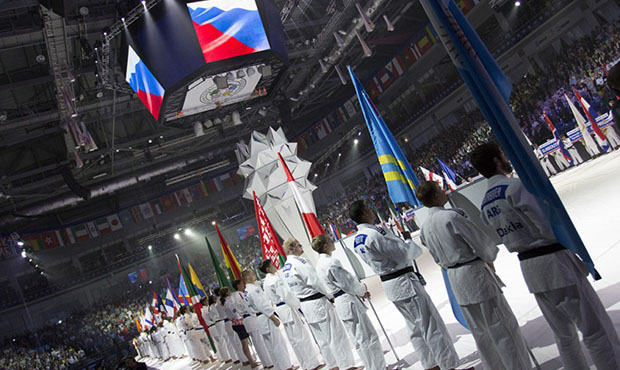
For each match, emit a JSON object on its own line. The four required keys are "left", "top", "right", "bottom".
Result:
{"left": 0, "top": 0, "right": 429, "bottom": 232}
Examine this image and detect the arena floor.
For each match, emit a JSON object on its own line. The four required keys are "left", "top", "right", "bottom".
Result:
{"left": 139, "top": 150, "right": 620, "bottom": 370}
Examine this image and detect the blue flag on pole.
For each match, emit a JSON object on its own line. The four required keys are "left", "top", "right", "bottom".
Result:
{"left": 437, "top": 158, "right": 457, "bottom": 184}
{"left": 348, "top": 66, "right": 421, "bottom": 207}
{"left": 178, "top": 274, "right": 191, "bottom": 306}
{"left": 419, "top": 0, "right": 597, "bottom": 278}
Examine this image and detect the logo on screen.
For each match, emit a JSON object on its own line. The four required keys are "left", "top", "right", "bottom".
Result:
{"left": 125, "top": 45, "right": 165, "bottom": 119}
{"left": 187, "top": 0, "right": 270, "bottom": 63}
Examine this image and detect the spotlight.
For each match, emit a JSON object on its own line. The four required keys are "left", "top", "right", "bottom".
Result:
{"left": 211, "top": 221, "right": 216, "bottom": 225}
{"left": 121, "top": 17, "right": 125, "bottom": 22}
{"left": 148, "top": 139, "right": 153, "bottom": 144}
{"left": 178, "top": 227, "right": 183, "bottom": 231}
{"left": 338, "top": 153, "right": 342, "bottom": 157}
{"left": 58, "top": 320, "right": 62, "bottom": 324}
{"left": 28, "top": 258, "right": 32, "bottom": 262}
{"left": 174, "top": 233, "right": 180, "bottom": 240}
{"left": 21, "top": 250, "right": 26, "bottom": 258}
{"left": 148, "top": 245, "right": 152, "bottom": 250}
{"left": 354, "top": 139, "right": 359, "bottom": 145}
{"left": 326, "top": 163, "right": 330, "bottom": 167}
{"left": 514, "top": 0, "right": 521, "bottom": 6}
{"left": 17, "top": 241, "right": 24, "bottom": 246}
{"left": 149, "top": 280, "right": 152, "bottom": 284}
{"left": 35, "top": 264, "right": 39, "bottom": 268}
{"left": 314, "top": 173, "right": 318, "bottom": 177}
{"left": 184, "top": 229, "right": 193, "bottom": 236}
{"left": 40, "top": 271, "right": 44, "bottom": 275}
{"left": 358, "top": 130, "right": 362, "bottom": 136}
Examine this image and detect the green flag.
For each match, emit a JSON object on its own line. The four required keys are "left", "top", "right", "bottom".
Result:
{"left": 206, "top": 237, "right": 233, "bottom": 290}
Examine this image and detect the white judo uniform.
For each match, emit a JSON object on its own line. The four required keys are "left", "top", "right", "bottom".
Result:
{"left": 283, "top": 255, "right": 356, "bottom": 370}
{"left": 604, "top": 125, "right": 620, "bottom": 148}
{"left": 480, "top": 174, "right": 620, "bottom": 370}
{"left": 217, "top": 301, "right": 245, "bottom": 362}
{"left": 584, "top": 134, "right": 602, "bottom": 156}
{"left": 534, "top": 147, "right": 556, "bottom": 177}
{"left": 353, "top": 223, "right": 460, "bottom": 370}
{"left": 316, "top": 253, "right": 386, "bottom": 370}
{"left": 176, "top": 315, "right": 194, "bottom": 359}
{"left": 263, "top": 272, "right": 322, "bottom": 370}
{"left": 231, "top": 291, "right": 274, "bottom": 367}
{"left": 563, "top": 138, "right": 583, "bottom": 164}
{"left": 552, "top": 150, "right": 570, "bottom": 170}
{"left": 203, "top": 304, "right": 231, "bottom": 362}
{"left": 163, "top": 319, "right": 186, "bottom": 358}
{"left": 151, "top": 327, "right": 170, "bottom": 361}
{"left": 420, "top": 206, "right": 531, "bottom": 370}
{"left": 245, "top": 282, "right": 294, "bottom": 370}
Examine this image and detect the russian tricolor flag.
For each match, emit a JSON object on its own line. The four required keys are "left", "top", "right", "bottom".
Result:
{"left": 125, "top": 46, "right": 164, "bottom": 119}
{"left": 187, "top": 0, "right": 270, "bottom": 64}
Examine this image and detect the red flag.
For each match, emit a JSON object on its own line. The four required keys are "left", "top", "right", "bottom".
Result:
{"left": 573, "top": 88, "right": 609, "bottom": 149}
{"left": 215, "top": 223, "right": 242, "bottom": 280}
{"left": 277, "top": 153, "right": 325, "bottom": 238}
{"left": 253, "top": 191, "right": 287, "bottom": 269}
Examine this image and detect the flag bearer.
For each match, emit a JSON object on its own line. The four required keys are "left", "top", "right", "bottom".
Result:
{"left": 282, "top": 238, "right": 359, "bottom": 370}
{"left": 260, "top": 259, "right": 324, "bottom": 370}
{"left": 416, "top": 181, "right": 531, "bottom": 370}
{"left": 312, "top": 234, "right": 386, "bottom": 370}
{"left": 471, "top": 142, "right": 620, "bottom": 370}
{"left": 348, "top": 199, "right": 472, "bottom": 370}
{"left": 242, "top": 269, "right": 296, "bottom": 370}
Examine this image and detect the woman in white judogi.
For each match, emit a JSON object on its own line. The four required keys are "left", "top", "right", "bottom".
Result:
{"left": 162, "top": 316, "right": 186, "bottom": 358}
{"left": 201, "top": 296, "right": 231, "bottom": 363}
{"left": 417, "top": 181, "right": 531, "bottom": 370}
{"left": 151, "top": 324, "right": 170, "bottom": 361}
{"left": 260, "top": 259, "right": 323, "bottom": 370}
{"left": 312, "top": 234, "right": 386, "bottom": 370}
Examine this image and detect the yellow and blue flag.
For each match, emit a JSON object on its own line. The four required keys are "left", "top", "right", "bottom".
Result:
{"left": 188, "top": 263, "right": 207, "bottom": 298}
{"left": 348, "top": 66, "right": 421, "bottom": 207}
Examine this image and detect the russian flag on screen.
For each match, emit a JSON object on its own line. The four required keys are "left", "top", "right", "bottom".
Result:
{"left": 125, "top": 46, "right": 164, "bottom": 119}
{"left": 187, "top": 0, "right": 270, "bottom": 64}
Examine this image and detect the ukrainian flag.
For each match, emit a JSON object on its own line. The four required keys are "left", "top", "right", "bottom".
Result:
{"left": 348, "top": 66, "right": 421, "bottom": 207}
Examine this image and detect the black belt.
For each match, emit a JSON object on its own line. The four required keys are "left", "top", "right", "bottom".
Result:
{"left": 224, "top": 318, "right": 230, "bottom": 322}
{"left": 256, "top": 312, "right": 262, "bottom": 317}
{"left": 242, "top": 314, "right": 251, "bottom": 318}
{"left": 380, "top": 266, "right": 414, "bottom": 282}
{"left": 276, "top": 302, "right": 285, "bottom": 307}
{"left": 333, "top": 290, "right": 345, "bottom": 298}
{"left": 299, "top": 292, "right": 325, "bottom": 302}
{"left": 447, "top": 257, "right": 481, "bottom": 269}
{"left": 518, "top": 243, "right": 565, "bottom": 261}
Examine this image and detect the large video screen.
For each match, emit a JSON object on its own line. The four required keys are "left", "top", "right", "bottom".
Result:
{"left": 178, "top": 64, "right": 263, "bottom": 118}
{"left": 125, "top": 45, "right": 165, "bottom": 119}
{"left": 187, "top": 0, "right": 271, "bottom": 64}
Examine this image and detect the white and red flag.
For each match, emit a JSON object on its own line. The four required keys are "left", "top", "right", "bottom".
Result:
{"left": 253, "top": 191, "right": 287, "bottom": 268}
{"left": 420, "top": 166, "right": 444, "bottom": 188}
{"left": 277, "top": 153, "right": 325, "bottom": 238}
{"left": 573, "top": 88, "right": 610, "bottom": 152}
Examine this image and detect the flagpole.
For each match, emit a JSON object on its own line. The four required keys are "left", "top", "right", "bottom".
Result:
{"left": 335, "top": 237, "right": 401, "bottom": 363}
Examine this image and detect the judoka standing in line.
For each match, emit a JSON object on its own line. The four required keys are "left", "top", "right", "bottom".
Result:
{"left": 242, "top": 269, "right": 296, "bottom": 370}
{"left": 201, "top": 296, "right": 231, "bottom": 363}
{"left": 232, "top": 279, "right": 274, "bottom": 368}
{"left": 563, "top": 136, "right": 583, "bottom": 164}
{"left": 471, "top": 142, "right": 620, "bottom": 370}
{"left": 162, "top": 315, "right": 186, "bottom": 359}
{"left": 312, "top": 234, "right": 387, "bottom": 370}
{"left": 175, "top": 310, "right": 193, "bottom": 360}
{"left": 348, "top": 200, "right": 471, "bottom": 370}
{"left": 416, "top": 181, "right": 531, "bottom": 370}
{"left": 260, "top": 259, "right": 324, "bottom": 370}
{"left": 533, "top": 145, "right": 556, "bottom": 177}
{"left": 282, "top": 238, "right": 360, "bottom": 370}
{"left": 151, "top": 324, "right": 170, "bottom": 362}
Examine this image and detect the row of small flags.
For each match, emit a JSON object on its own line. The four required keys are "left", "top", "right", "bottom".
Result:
{"left": 297, "top": 0, "right": 477, "bottom": 152}
{"left": 4, "top": 171, "right": 242, "bottom": 255}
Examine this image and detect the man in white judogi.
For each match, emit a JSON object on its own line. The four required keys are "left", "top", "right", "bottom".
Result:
{"left": 201, "top": 296, "right": 231, "bottom": 363}
{"left": 282, "top": 238, "right": 359, "bottom": 370}
{"left": 232, "top": 279, "right": 274, "bottom": 368}
{"left": 312, "top": 234, "right": 387, "bottom": 370}
{"left": 260, "top": 259, "right": 323, "bottom": 370}
{"left": 243, "top": 270, "right": 295, "bottom": 370}
{"left": 603, "top": 124, "right": 620, "bottom": 148}
{"left": 552, "top": 149, "right": 570, "bottom": 171}
{"left": 533, "top": 145, "right": 556, "bottom": 177}
{"left": 348, "top": 200, "right": 469, "bottom": 370}
{"left": 162, "top": 315, "right": 186, "bottom": 359}
{"left": 416, "top": 181, "right": 531, "bottom": 370}
{"left": 563, "top": 137, "right": 583, "bottom": 164}
{"left": 471, "top": 142, "right": 620, "bottom": 370}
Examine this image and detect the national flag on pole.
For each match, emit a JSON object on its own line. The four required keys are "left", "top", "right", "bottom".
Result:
{"left": 215, "top": 223, "right": 242, "bottom": 280}
{"left": 178, "top": 275, "right": 191, "bottom": 306}
{"left": 385, "top": 198, "right": 405, "bottom": 234}
{"left": 165, "top": 276, "right": 181, "bottom": 317}
{"left": 188, "top": 263, "right": 207, "bottom": 298}
{"left": 176, "top": 254, "right": 215, "bottom": 352}
{"left": 348, "top": 66, "right": 421, "bottom": 207}
{"left": 419, "top": 0, "right": 597, "bottom": 289}
{"left": 544, "top": 113, "right": 573, "bottom": 165}
{"left": 151, "top": 292, "right": 160, "bottom": 315}
{"left": 135, "top": 317, "right": 142, "bottom": 332}
{"left": 253, "top": 191, "right": 287, "bottom": 269}
{"left": 143, "top": 305, "right": 153, "bottom": 329}
{"left": 565, "top": 94, "right": 599, "bottom": 153}
{"left": 205, "top": 237, "right": 233, "bottom": 290}
{"left": 420, "top": 166, "right": 445, "bottom": 188}
{"left": 437, "top": 158, "right": 458, "bottom": 189}
{"left": 573, "top": 88, "right": 610, "bottom": 152}
{"left": 328, "top": 221, "right": 341, "bottom": 241}
{"left": 277, "top": 153, "right": 326, "bottom": 238}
